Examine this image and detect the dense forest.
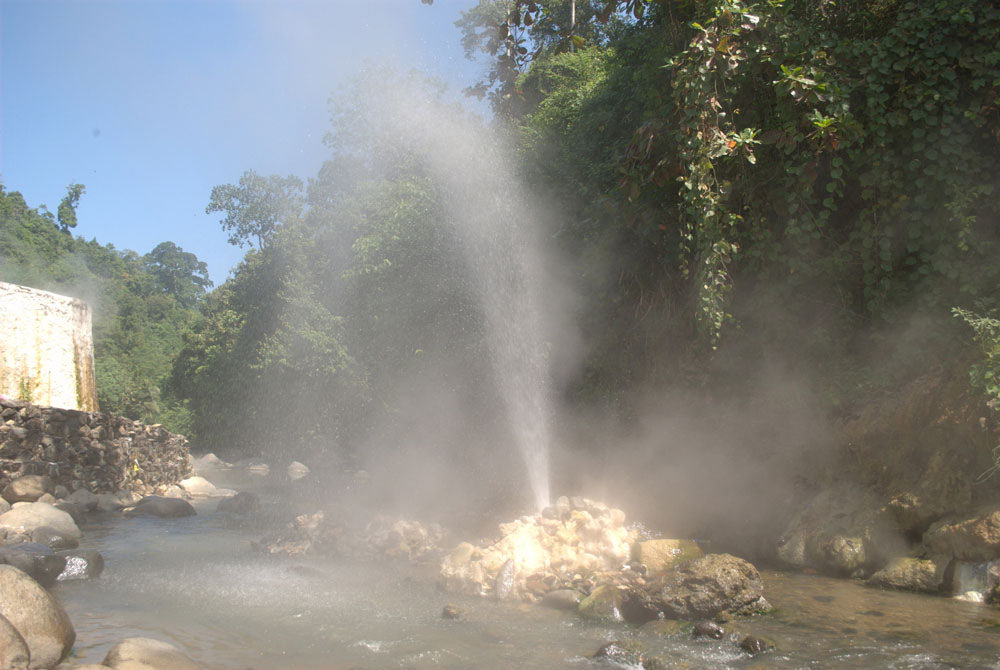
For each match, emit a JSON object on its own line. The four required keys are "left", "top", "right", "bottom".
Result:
{"left": 2, "top": 0, "right": 998, "bottom": 484}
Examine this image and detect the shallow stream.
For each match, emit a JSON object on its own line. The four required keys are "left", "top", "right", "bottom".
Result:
{"left": 54, "top": 472, "right": 1000, "bottom": 669}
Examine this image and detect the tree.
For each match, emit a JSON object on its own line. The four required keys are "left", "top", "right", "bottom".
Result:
{"left": 206, "top": 170, "right": 303, "bottom": 249}
{"left": 142, "top": 241, "right": 213, "bottom": 307}
{"left": 56, "top": 183, "right": 85, "bottom": 233}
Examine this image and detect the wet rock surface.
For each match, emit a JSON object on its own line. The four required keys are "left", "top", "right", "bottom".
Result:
{"left": 654, "top": 553, "right": 771, "bottom": 620}
{"left": 867, "top": 556, "right": 943, "bottom": 593}
{"left": 123, "top": 496, "right": 196, "bottom": 519}
{"left": 0, "top": 565, "right": 75, "bottom": 669}
{"left": 0, "top": 502, "right": 81, "bottom": 549}
{"left": 102, "top": 637, "right": 199, "bottom": 670}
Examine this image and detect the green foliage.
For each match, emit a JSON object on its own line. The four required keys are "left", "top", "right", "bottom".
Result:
{"left": 206, "top": 170, "right": 303, "bottom": 249}
{"left": 56, "top": 183, "right": 85, "bottom": 233}
{"left": 954, "top": 307, "right": 1000, "bottom": 406}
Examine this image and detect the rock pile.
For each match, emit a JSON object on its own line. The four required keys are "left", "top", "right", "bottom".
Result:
{"left": 0, "top": 397, "right": 190, "bottom": 496}
{"left": 440, "top": 496, "right": 636, "bottom": 598}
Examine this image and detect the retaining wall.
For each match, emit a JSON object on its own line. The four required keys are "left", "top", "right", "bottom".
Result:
{"left": 0, "top": 397, "right": 190, "bottom": 495}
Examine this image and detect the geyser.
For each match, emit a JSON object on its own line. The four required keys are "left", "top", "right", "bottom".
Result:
{"left": 354, "top": 75, "right": 561, "bottom": 510}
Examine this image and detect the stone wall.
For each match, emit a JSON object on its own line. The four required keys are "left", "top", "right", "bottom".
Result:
{"left": 0, "top": 397, "right": 190, "bottom": 495}
{"left": 0, "top": 281, "right": 98, "bottom": 412}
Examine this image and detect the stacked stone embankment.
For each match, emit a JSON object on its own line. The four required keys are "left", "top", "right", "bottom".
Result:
{"left": 0, "top": 397, "right": 190, "bottom": 496}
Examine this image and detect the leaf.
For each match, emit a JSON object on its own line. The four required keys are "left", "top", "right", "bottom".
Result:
{"left": 523, "top": 12, "right": 533, "bottom": 26}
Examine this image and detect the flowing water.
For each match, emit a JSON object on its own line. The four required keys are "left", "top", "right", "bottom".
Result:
{"left": 53, "top": 470, "right": 1000, "bottom": 669}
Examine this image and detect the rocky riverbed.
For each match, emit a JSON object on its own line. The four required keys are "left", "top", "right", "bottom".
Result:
{"left": 3, "top": 455, "right": 1000, "bottom": 668}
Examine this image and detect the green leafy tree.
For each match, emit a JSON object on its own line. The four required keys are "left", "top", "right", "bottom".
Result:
{"left": 56, "top": 183, "right": 85, "bottom": 233}
{"left": 206, "top": 170, "right": 303, "bottom": 249}
{"left": 143, "top": 241, "right": 213, "bottom": 307}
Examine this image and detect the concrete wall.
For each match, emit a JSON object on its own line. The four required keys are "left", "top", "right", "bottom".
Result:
{"left": 0, "top": 282, "right": 98, "bottom": 411}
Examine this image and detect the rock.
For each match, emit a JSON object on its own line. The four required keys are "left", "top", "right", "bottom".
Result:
{"left": 633, "top": 539, "right": 703, "bottom": 574}
{"left": 656, "top": 553, "right": 770, "bottom": 620}
{"left": 441, "top": 604, "right": 464, "bottom": 620}
{"left": 55, "top": 550, "right": 104, "bottom": 581}
{"left": 123, "top": 496, "right": 196, "bottom": 519}
{"left": 924, "top": 506, "right": 1000, "bottom": 562}
{"left": 693, "top": 620, "right": 725, "bottom": 639}
{"left": 287, "top": 461, "right": 310, "bottom": 481}
{"left": 102, "top": 637, "right": 198, "bottom": 670}
{"left": 620, "top": 584, "right": 662, "bottom": 625}
{"left": 592, "top": 639, "right": 645, "bottom": 666}
{"left": 867, "top": 557, "right": 943, "bottom": 593}
{"left": 0, "top": 499, "right": 9, "bottom": 515}
{"left": 0, "top": 544, "right": 66, "bottom": 588}
{"left": 540, "top": 589, "right": 583, "bottom": 610}
{"left": 64, "top": 489, "right": 98, "bottom": 512}
{"left": 192, "top": 452, "right": 229, "bottom": 472}
{"left": 0, "top": 565, "right": 75, "bottom": 669}
{"left": 96, "top": 492, "right": 135, "bottom": 513}
{"left": 776, "top": 486, "right": 907, "bottom": 575}
{"left": 2, "top": 476, "right": 55, "bottom": 505}
{"left": 0, "top": 503, "right": 81, "bottom": 548}
{"left": 52, "top": 486, "right": 69, "bottom": 500}
{"left": 494, "top": 559, "right": 515, "bottom": 600}
{"left": 28, "top": 526, "right": 79, "bottom": 550}
{"left": 160, "top": 485, "right": 187, "bottom": 499}
{"left": 178, "top": 476, "right": 217, "bottom": 497}
{"left": 577, "top": 584, "right": 623, "bottom": 622}
{"left": 640, "top": 619, "right": 692, "bottom": 637}
{"left": 35, "top": 494, "right": 56, "bottom": 506}
{"left": 738, "top": 635, "right": 774, "bottom": 655}
{"left": 247, "top": 462, "right": 270, "bottom": 476}
{"left": 216, "top": 492, "right": 260, "bottom": 517}
{"left": 51, "top": 502, "right": 84, "bottom": 527}
{"left": 0, "top": 613, "right": 30, "bottom": 670}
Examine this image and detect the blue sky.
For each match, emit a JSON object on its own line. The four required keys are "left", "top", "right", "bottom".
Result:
{"left": 1, "top": 0, "right": 488, "bottom": 284}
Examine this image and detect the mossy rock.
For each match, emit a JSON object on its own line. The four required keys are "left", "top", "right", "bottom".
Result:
{"left": 577, "top": 584, "right": 623, "bottom": 622}
{"left": 632, "top": 539, "right": 703, "bottom": 573}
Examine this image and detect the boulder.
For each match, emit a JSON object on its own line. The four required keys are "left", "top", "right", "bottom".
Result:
{"left": 776, "top": 486, "right": 907, "bottom": 575}
{"left": 632, "top": 539, "right": 702, "bottom": 573}
{"left": 217, "top": 492, "right": 260, "bottom": 517}
{"left": 160, "top": 485, "right": 187, "bottom": 499}
{"left": 0, "top": 565, "right": 75, "bottom": 669}
{"left": 0, "top": 612, "right": 29, "bottom": 670}
{"left": 96, "top": 491, "right": 138, "bottom": 513}
{"left": 1, "top": 476, "right": 55, "bottom": 504}
{"left": 64, "top": 489, "right": 98, "bottom": 512}
{"left": 540, "top": 589, "right": 583, "bottom": 610}
{"left": 51, "top": 502, "right": 84, "bottom": 527}
{"left": 0, "top": 499, "right": 9, "bottom": 515}
{"left": 867, "top": 557, "right": 943, "bottom": 593}
{"left": 102, "top": 637, "right": 198, "bottom": 670}
{"left": 592, "top": 639, "right": 647, "bottom": 666}
{"left": 739, "top": 635, "right": 775, "bottom": 655}
{"left": 55, "top": 550, "right": 105, "bottom": 581}
{"left": 0, "top": 503, "right": 81, "bottom": 548}
{"left": 178, "top": 476, "right": 217, "bottom": 497}
{"left": 656, "top": 553, "right": 770, "bottom": 620}
{"left": 287, "top": 461, "right": 310, "bottom": 481}
{"left": 923, "top": 506, "right": 1000, "bottom": 562}
{"left": 192, "top": 452, "right": 230, "bottom": 472}
{"left": 577, "top": 584, "right": 623, "bottom": 622}
{"left": 0, "top": 544, "right": 66, "bottom": 588}
{"left": 123, "top": 496, "right": 196, "bottom": 519}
